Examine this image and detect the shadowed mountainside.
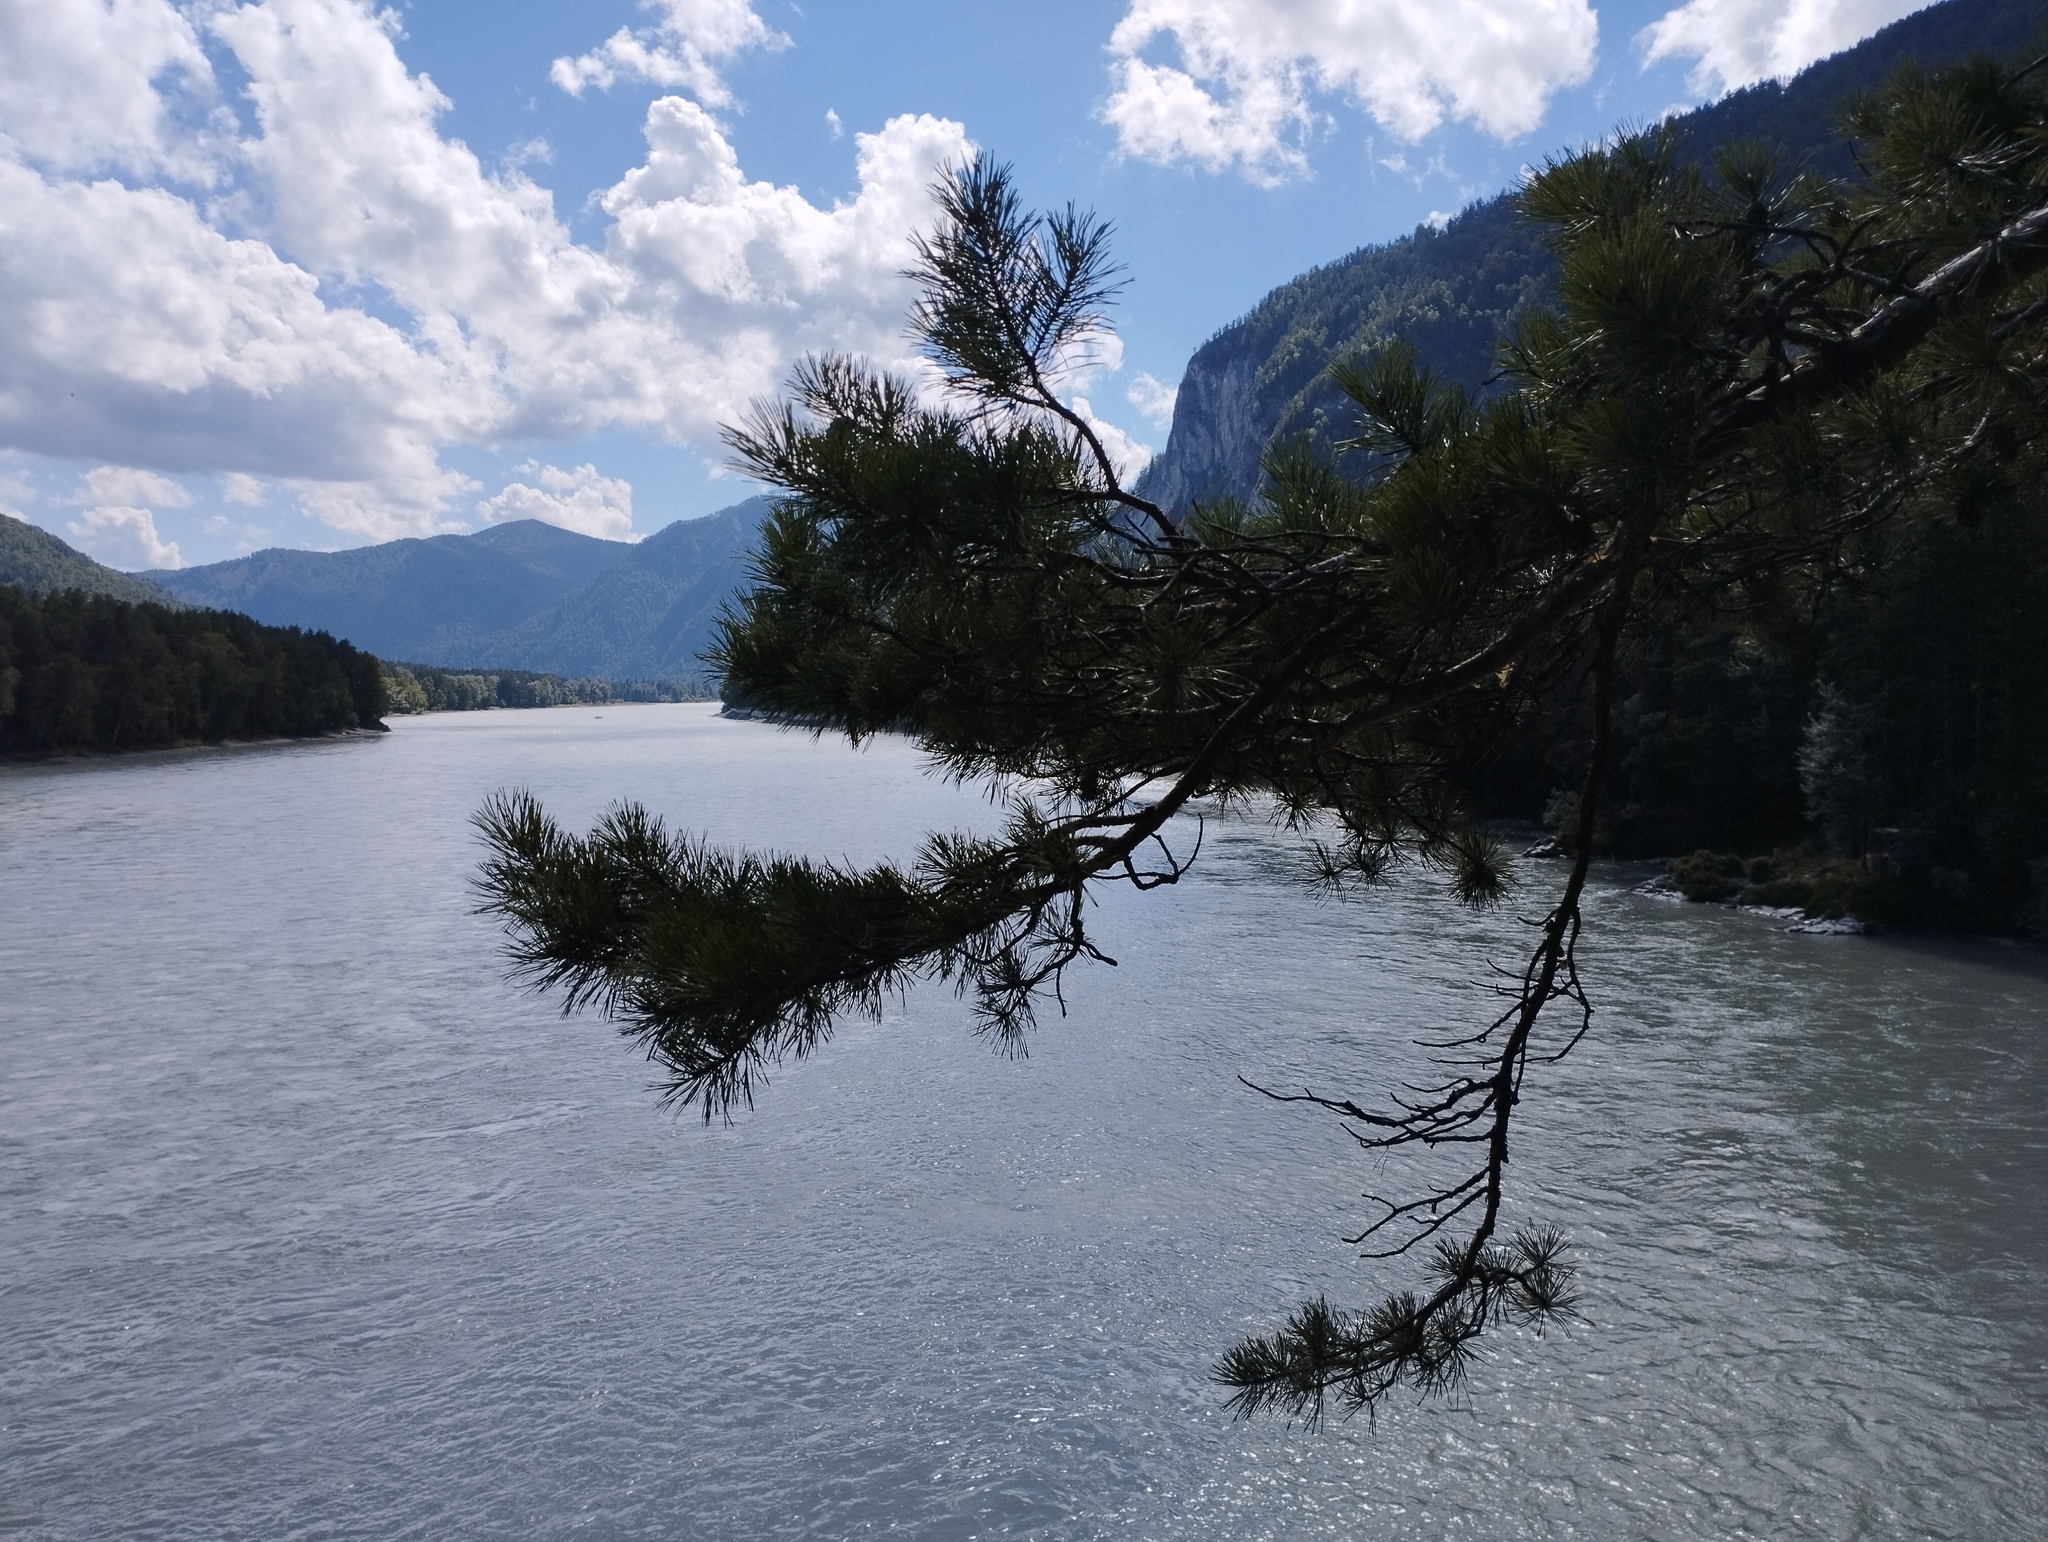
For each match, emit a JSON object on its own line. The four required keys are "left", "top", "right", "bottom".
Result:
{"left": 147, "top": 519, "right": 630, "bottom": 664}
{"left": 1138, "top": 0, "right": 2048, "bottom": 512}
{"left": 143, "top": 499, "right": 771, "bottom": 686}
{"left": 452, "top": 497, "right": 770, "bottom": 686}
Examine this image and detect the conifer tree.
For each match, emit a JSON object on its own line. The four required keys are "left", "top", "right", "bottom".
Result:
{"left": 477, "top": 53, "right": 2048, "bottom": 1423}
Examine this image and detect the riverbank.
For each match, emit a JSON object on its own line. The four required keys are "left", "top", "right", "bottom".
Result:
{"left": 1526, "top": 837, "right": 2045, "bottom": 940}
{"left": 380, "top": 660, "right": 710, "bottom": 714}
{"left": 0, "top": 724, "right": 392, "bottom": 769}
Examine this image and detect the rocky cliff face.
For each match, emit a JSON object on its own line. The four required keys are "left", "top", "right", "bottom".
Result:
{"left": 1138, "top": 341, "right": 1267, "bottom": 512}
{"left": 1137, "top": 0, "right": 2048, "bottom": 515}
{"left": 1138, "top": 197, "right": 1545, "bottom": 511}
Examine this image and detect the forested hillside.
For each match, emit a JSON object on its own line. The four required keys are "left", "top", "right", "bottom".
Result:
{"left": 0, "top": 588, "right": 384, "bottom": 756}
{"left": 1, "top": 513, "right": 178, "bottom": 606}
{"left": 1140, "top": 0, "right": 2048, "bottom": 510}
{"left": 1465, "top": 502, "right": 2048, "bottom": 931}
{"left": 147, "top": 499, "right": 770, "bottom": 686}
{"left": 465, "top": 498, "right": 769, "bottom": 687}
{"left": 150, "top": 519, "right": 630, "bottom": 664}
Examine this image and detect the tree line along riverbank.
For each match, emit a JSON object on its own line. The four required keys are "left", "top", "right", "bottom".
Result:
{"left": 10, "top": 563, "right": 2048, "bottom": 941}
{"left": 1473, "top": 497, "right": 2048, "bottom": 938}
{"left": 0, "top": 587, "right": 710, "bottom": 758}
{"left": 0, "top": 587, "right": 384, "bottom": 754}
{"left": 379, "top": 662, "right": 707, "bottom": 714}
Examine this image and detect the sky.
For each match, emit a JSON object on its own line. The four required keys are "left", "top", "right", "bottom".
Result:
{"left": 0, "top": 0, "right": 1939, "bottom": 569}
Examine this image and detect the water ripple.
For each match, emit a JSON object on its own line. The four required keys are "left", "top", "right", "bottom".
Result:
{"left": 3, "top": 705, "right": 2043, "bottom": 1539}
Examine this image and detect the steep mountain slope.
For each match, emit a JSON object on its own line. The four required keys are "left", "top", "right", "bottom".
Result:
{"left": 147, "top": 519, "right": 629, "bottom": 660}
{"left": 454, "top": 497, "right": 772, "bottom": 685}
{"left": 1, "top": 514, "right": 177, "bottom": 605}
{"left": 1144, "top": 199, "right": 1547, "bottom": 511}
{"left": 1139, "top": 0, "right": 2048, "bottom": 512}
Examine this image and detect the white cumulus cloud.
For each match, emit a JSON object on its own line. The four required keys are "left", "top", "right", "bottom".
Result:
{"left": 64, "top": 465, "right": 190, "bottom": 567}
{"left": 0, "top": 0, "right": 217, "bottom": 179}
{"left": 478, "top": 463, "right": 637, "bottom": 541}
{"left": 1639, "top": 0, "right": 1932, "bottom": 96}
{"left": 0, "top": 0, "right": 975, "bottom": 543}
{"left": 1102, "top": 0, "right": 1599, "bottom": 183}
{"left": 551, "top": 0, "right": 789, "bottom": 103}
{"left": 70, "top": 465, "right": 193, "bottom": 510}
{"left": 1071, "top": 397, "right": 1154, "bottom": 483}
{"left": 1126, "top": 371, "right": 1179, "bottom": 430}
{"left": 0, "top": 468, "right": 36, "bottom": 518}
{"left": 67, "top": 506, "right": 183, "bottom": 569}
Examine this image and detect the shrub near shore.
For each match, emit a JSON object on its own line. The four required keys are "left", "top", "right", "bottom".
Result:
{"left": 1666, "top": 849, "right": 1884, "bottom": 916}
{"left": 1653, "top": 845, "right": 2045, "bottom": 936}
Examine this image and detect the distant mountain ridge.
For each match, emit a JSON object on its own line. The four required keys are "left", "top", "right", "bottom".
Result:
{"left": 1, "top": 513, "right": 177, "bottom": 606}
{"left": 1138, "top": 0, "right": 2048, "bottom": 513}
{"left": 468, "top": 499, "right": 769, "bottom": 682}
{"left": 147, "top": 499, "right": 773, "bottom": 686}
{"left": 148, "top": 519, "right": 630, "bottom": 664}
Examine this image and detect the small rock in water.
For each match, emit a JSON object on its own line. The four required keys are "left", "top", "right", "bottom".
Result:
{"left": 1740, "top": 904, "right": 1807, "bottom": 921}
{"left": 1524, "top": 838, "right": 1566, "bottom": 858}
{"left": 1786, "top": 914, "right": 1876, "bottom": 935}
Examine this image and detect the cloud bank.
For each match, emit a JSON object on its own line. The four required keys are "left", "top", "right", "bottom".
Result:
{"left": 550, "top": 0, "right": 790, "bottom": 103}
{"left": 1126, "top": 372, "right": 1179, "bottom": 430}
{"left": 1102, "top": 0, "right": 1599, "bottom": 183}
{"left": 1640, "top": 0, "right": 1934, "bottom": 95}
{"left": 0, "top": 0, "right": 968, "bottom": 544}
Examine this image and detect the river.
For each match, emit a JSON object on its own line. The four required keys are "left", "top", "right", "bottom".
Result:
{"left": 3, "top": 703, "right": 2043, "bottom": 1539}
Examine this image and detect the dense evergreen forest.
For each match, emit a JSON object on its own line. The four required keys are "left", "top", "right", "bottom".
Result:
{"left": 1474, "top": 503, "right": 2048, "bottom": 933}
{"left": 382, "top": 662, "right": 706, "bottom": 713}
{"left": 0, "top": 587, "right": 384, "bottom": 756}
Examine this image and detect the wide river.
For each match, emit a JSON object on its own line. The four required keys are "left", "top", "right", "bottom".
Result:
{"left": 4, "top": 704, "right": 2044, "bottom": 1539}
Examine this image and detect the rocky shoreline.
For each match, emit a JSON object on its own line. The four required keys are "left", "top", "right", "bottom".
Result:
{"left": 1624, "top": 868, "right": 1878, "bottom": 934}
{"left": 1522, "top": 838, "right": 1880, "bottom": 935}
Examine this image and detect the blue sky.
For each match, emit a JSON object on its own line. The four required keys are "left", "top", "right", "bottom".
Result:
{"left": 0, "top": 0, "right": 1933, "bottom": 567}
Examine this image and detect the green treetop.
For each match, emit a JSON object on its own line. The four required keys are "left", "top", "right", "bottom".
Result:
{"left": 477, "top": 52, "right": 2048, "bottom": 1425}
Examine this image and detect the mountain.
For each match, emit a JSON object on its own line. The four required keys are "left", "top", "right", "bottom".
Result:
{"left": 1, "top": 513, "right": 178, "bottom": 605}
{"left": 142, "top": 498, "right": 773, "bottom": 685}
{"left": 1138, "top": 0, "right": 2048, "bottom": 512}
{"left": 147, "top": 519, "right": 631, "bottom": 663}
{"left": 452, "top": 497, "right": 771, "bottom": 685}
